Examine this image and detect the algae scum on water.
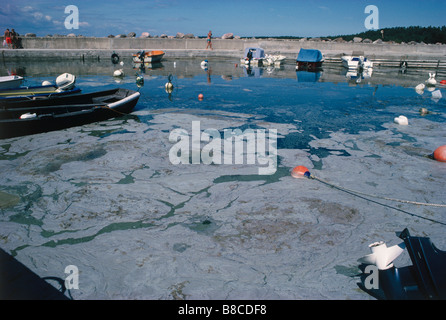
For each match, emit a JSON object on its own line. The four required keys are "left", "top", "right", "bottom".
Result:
{"left": 0, "top": 59, "right": 445, "bottom": 299}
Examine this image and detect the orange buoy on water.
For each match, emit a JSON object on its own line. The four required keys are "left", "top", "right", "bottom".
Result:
{"left": 291, "top": 165, "right": 311, "bottom": 178}
{"left": 198, "top": 93, "right": 204, "bottom": 100}
{"left": 433, "top": 145, "right": 446, "bottom": 162}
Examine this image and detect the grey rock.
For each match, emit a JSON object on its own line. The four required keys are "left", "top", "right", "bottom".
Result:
{"left": 222, "top": 33, "right": 234, "bottom": 39}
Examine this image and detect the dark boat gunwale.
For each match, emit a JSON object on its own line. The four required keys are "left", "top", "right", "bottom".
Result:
{"left": 0, "top": 88, "right": 131, "bottom": 109}
{"left": 0, "top": 89, "right": 140, "bottom": 139}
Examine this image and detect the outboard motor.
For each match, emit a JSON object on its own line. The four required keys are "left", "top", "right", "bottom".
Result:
{"left": 55, "top": 73, "right": 76, "bottom": 91}
{"left": 358, "top": 228, "right": 446, "bottom": 300}
{"left": 138, "top": 51, "right": 145, "bottom": 62}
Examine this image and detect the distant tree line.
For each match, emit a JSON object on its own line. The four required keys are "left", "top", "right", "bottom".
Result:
{"left": 329, "top": 26, "right": 446, "bottom": 44}
{"left": 248, "top": 26, "right": 446, "bottom": 44}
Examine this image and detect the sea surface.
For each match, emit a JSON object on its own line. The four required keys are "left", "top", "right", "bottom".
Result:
{"left": 1, "top": 57, "right": 445, "bottom": 300}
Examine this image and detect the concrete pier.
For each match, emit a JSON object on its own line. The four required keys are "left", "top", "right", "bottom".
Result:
{"left": 1, "top": 37, "right": 445, "bottom": 63}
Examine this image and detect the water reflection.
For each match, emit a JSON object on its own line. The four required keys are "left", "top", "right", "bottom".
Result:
{"left": 296, "top": 70, "right": 323, "bottom": 82}
{"left": 2, "top": 56, "right": 439, "bottom": 88}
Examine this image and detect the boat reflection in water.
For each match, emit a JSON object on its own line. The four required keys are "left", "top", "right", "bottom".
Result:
{"left": 296, "top": 69, "right": 323, "bottom": 82}
{"left": 344, "top": 68, "right": 374, "bottom": 85}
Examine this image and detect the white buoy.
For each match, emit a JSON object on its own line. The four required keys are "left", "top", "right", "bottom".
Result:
{"left": 394, "top": 115, "right": 409, "bottom": 126}
{"left": 432, "top": 90, "right": 442, "bottom": 101}
{"left": 114, "top": 69, "right": 124, "bottom": 77}
{"left": 426, "top": 73, "right": 437, "bottom": 86}
{"left": 41, "top": 80, "right": 52, "bottom": 86}
{"left": 201, "top": 60, "right": 208, "bottom": 67}
{"left": 20, "top": 113, "right": 37, "bottom": 119}
{"left": 165, "top": 82, "right": 174, "bottom": 93}
{"left": 119, "top": 61, "right": 124, "bottom": 66}
{"left": 415, "top": 83, "right": 425, "bottom": 95}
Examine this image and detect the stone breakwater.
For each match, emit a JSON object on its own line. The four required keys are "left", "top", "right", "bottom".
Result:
{"left": 1, "top": 37, "right": 445, "bottom": 63}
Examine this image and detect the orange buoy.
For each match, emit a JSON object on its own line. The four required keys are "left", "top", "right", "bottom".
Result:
{"left": 291, "top": 165, "right": 310, "bottom": 178}
{"left": 433, "top": 145, "right": 446, "bottom": 162}
{"left": 198, "top": 93, "right": 204, "bottom": 100}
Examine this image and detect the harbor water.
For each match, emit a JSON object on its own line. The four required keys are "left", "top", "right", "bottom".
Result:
{"left": 0, "top": 57, "right": 445, "bottom": 299}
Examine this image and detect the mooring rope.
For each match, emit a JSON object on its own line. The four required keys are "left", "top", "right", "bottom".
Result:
{"left": 310, "top": 175, "right": 446, "bottom": 208}
{"left": 303, "top": 174, "right": 446, "bottom": 226}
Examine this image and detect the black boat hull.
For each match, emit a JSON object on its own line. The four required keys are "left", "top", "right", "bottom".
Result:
{"left": 0, "top": 89, "right": 140, "bottom": 139}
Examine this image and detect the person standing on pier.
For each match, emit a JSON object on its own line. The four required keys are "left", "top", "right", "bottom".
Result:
{"left": 10, "top": 29, "right": 18, "bottom": 49}
{"left": 206, "top": 30, "right": 213, "bottom": 50}
{"left": 4, "top": 29, "right": 12, "bottom": 49}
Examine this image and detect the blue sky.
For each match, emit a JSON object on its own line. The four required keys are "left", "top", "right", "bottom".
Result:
{"left": 1, "top": 0, "right": 445, "bottom": 38}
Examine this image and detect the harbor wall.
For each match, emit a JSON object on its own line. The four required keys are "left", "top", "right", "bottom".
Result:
{"left": 1, "top": 37, "right": 446, "bottom": 61}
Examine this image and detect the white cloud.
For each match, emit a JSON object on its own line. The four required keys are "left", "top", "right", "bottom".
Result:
{"left": 33, "top": 12, "right": 43, "bottom": 20}
{"left": 22, "top": 6, "right": 34, "bottom": 12}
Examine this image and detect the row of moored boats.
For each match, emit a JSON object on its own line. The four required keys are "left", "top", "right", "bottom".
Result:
{"left": 241, "top": 47, "right": 374, "bottom": 72}
{"left": 0, "top": 47, "right": 374, "bottom": 140}
{"left": 0, "top": 73, "right": 140, "bottom": 139}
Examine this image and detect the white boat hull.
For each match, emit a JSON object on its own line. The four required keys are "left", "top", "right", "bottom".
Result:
{"left": 342, "top": 56, "right": 373, "bottom": 70}
{"left": 0, "top": 76, "right": 24, "bottom": 90}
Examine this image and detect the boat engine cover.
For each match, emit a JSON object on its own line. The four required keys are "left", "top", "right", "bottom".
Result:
{"left": 56, "top": 73, "right": 76, "bottom": 91}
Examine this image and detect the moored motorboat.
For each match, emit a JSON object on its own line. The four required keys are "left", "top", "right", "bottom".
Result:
{"left": 342, "top": 54, "right": 373, "bottom": 71}
{"left": 241, "top": 47, "right": 265, "bottom": 66}
{"left": 0, "top": 75, "right": 24, "bottom": 90}
{"left": 296, "top": 49, "right": 324, "bottom": 70}
{"left": 133, "top": 50, "right": 165, "bottom": 63}
{"left": 0, "top": 88, "right": 140, "bottom": 139}
{"left": 0, "top": 73, "right": 80, "bottom": 101}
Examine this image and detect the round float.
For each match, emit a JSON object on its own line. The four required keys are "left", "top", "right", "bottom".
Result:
{"left": 433, "top": 145, "right": 446, "bottom": 162}
{"left": 291, "top": 166, "right": 310, "bottom": 178}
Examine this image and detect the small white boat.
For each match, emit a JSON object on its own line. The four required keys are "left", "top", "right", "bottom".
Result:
{"left": 0, "top": 75, "right": 24, "bottom": 90}
{"left": 342, "top": 55, "right": 373, "bottom": 70}
{"left": 263, "top": 54, "right": 286, "bottom": 66}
